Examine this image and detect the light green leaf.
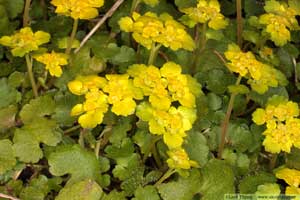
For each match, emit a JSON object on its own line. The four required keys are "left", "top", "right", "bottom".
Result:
{"left": 0, "top": 78, "right": 21, "bottom": 109}
{"left": 49, "top": 145, "right": 101, "bottom": 185}
{"left": 55, "top": 179, "right": 103, "bottom": 200}
{"left": 199, "top": 159, "right": 235, "bottom": 200}
{"left": 133, "top": 186, "right": 160, "bottom": 200}
{"left": 13, "top": 118, "right": 61, "bottom": 163}
{"left": 158, "top": 169, "right": 200, "bottom": 200}
{"left": 20, "top": 95, "right": 56, "bottom": 124}
{"left": 0, "top": 139, "right": 16, "bottom": 174}
{"left": 255, "top": 183, "right": 280, "bottom": 195}
{"left": 13, "top": 130, "right": 42, "bottom": 163}
{"left": 20, "top": 175, "right": 50, "bottom": 200}
{"left": 207, "top": 93, "right": 222, "bottom": 111}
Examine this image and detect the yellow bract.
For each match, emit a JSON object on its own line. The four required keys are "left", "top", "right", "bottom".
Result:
{"left": 166, "top": 148, "right": 198, "bottom": 169}
{"left": 118, "top": 12, "right": 195, "bottom": 51}
{"left": 50, "top": 0, "right": 104, "bottom": 19}
{"left": 276, "top": 168, "right": 300, "bottom": 188}
{"left": 224, "top": 44, "right": 287, "bottom": 94}
{"left": 34, "top": 51, "right": 68, "bottom": 77}
{"left": 252, "top": 96, "right": 300, "bottom": 153}
{"left": 180, "top": 0, "right": 228, "bottom": 30}
{"left": 142, "top": 0, "right": 159, "bottom": 7}
{"left": 0, "top": 27, "right": 50, "bottom": 57}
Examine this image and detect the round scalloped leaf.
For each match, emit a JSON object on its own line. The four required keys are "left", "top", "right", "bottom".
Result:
{"left": 55, "top": 179, "right": 103, "bottom": 200}
{"left": 0, "top": 139, "right": 16, "bottom": 174}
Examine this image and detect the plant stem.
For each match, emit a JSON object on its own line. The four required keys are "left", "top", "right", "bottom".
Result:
{"left": 40, "top": 0, "right": 47, "bottom": 20}
{"left": 269, "top": 154, "right": 278, "bottom": 171}
{"left": 191, "top": 23, "right": 207, "bottom": 74}
{"left": 66, "top": 18, "right": 79, "bottom": 55}
{"left": 64, "top": 125, "right": 81, "bottom": 135}
{"left": 130, "top": 0, "right": 141, "bottom": 14}
{"left": 25, "top": 54, "right": 38, "bottom": 98}
{"left": 217, "top": 75, "right": 242, "bottom": 159}
{"left": 94, "top": 126, "right": 112, "bottom": 159}
{"left": 154, "top": 168, "right": 176, "bottom": 186}
{"left": 148, "top": 43, "right": 161, "bottom": 65}
{"left": 0, "top": 193, "right": 20, "bottom": 200}
{"left": 75, "top": 0, "right": 125, "bottom": 54}
{"left": 236, "top": 0, "right": 243, "bottom": 47}
{"left": 152, "top": 143, "right": 163, "bottom": 169}
{"left": 23, "top": 0, "right": 31, "bottom": 27}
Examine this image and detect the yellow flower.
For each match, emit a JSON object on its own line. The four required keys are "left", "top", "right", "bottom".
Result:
{"left": 70, "top": 89, "right": 108, "bottom": 128}
{"left": 34, "top": 51, "right": 68, "bottom": 77}
{"left": 166, "top": 148, "right": 198, "bottom": 169}
{"left": 51, "top": 0, "right": 104, "bottom": 19}
{"left": 68, "top": 75, "right": 107, "bottom": 95}
{"left": 276, "top": 168, "right": 300, "bottom": 187}
{"left": 180, "top": 0, "right": 228, "bottom": 30}
{"left": 0, "top": 27, "right": 50, "bottom": 57}
{"left": 103, "top": 74, "right": 143, "bottom": 116}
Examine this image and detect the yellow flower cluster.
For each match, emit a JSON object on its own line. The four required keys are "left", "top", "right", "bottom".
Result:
{"left": 258, "top": 0, "right": 299, "bottom": 46}
{"left": 50, "top": 0, "right": 104, "bottom": 19}
{"left": 68, "top": 62, "right": 201, "bottom": 170}
{"left": 34, "top": 51, "right": 68, "bottom": 77}
{"left": 224, "top": 44, "right": 287, "bottom": 94}
{"left": 0, "top": 27, "right": 50, "bottom": 57}
{"left": 118, "top": 12, "right": 195, "bottom": 51}
{"left": 276, "top": 168, "right": 300, "bottom": 195}
{"left": 252, "top": 96, "right": 300, "bottom": 153}
{"left": 180, "top": 0, "right": 228, "bottom": 30}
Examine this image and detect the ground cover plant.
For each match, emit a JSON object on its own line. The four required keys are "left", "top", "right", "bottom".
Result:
{"left": 0, "top": 0, "right": 300, "bottom": 199}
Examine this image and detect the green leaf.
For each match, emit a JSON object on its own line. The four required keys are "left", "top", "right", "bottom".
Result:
{"left": 0, "top": 78, "right": 21, "bottom": 109}
{"left": 110, "top": 45, "right": 136, "bottom": 66}
{"left": 238, "top": 172, "right": 277, "bottom": 193}
{"left": 20, "top": 95, "right": 56, "bottom": 124}
{"left": 0, "top": 105, "right": 17, "bottom": 132}
{"left": 207, "top": 93, "right": 222, "bottom": 111}
{"left": 198, "top": 159, "right": 235, "bottom": 200}
{"left": 289, "top": 0, "right": 300, "bottom": 13}
{"left": 133, "top": 129, "right": 152, "bottom": 155}
{"left": 53, "top": 91, "right": 81, "bottom": 127}
{"left": 184, "top": 130, "right": 209, "bottom": 166}
{"left": 109, "top": 117, "right": 132, "bottom": 145}
{"left": 13, "top": 118, "right": 62, "bottom": 163}
{"left": 174, "top": 0, "right": 197, "bottom": 8}
{"left": 249, "top": 86, "right": 289, "bottom": 106}
{"left": 8, "top": 71, "right": 25, "bottom": 88}
{"left": 133, "top": 186, "right": 160, "bottom": 200}
{"left": 1, "top": 0, "right": 24, "bottom": 19}
{"left": 0, "top": 139, "right": 16, "bottom": 174}
{"left": 48, "top": 145, "right": 101, "bottom": 185}
{"left": 228, "top": 84, "right": 250, "bottom": 95}
{"left": 13, "top": 130, "right": 42, "bottom": 163}
{"left": 158, "top": 169, "right": 200, "bottom": 200}
{"left": 286, "top": 148, "right": 300, "bottom": 170}
{"left": 228, "top": 123, "right": 253, "bottom": 153}
{"left": 244, "top": 0, "right": 265, "bottom": 17}
{"left": 101, "top": 190, "right": 126, "bottom": 200}
{"left": 20, "top": 175, "right": 52, "bottom": 200}
{"left": 55, "top": 179, "right": 103, "bottom": 200}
